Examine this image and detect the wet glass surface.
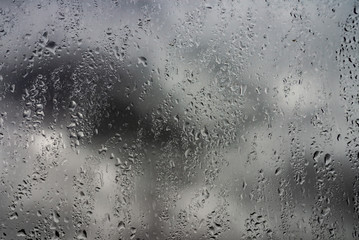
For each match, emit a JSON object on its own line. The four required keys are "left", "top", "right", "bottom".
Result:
{"left": 0, "top": 0, "right": 359, "bottom": 239}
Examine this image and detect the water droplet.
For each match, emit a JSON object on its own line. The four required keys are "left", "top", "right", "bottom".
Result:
{"left": 17, "top": 229, "right": 26, "bottom": 237}
{"left": 138, "top": 56, "right": 147, "bottom": 67}
{"left": 98, "top": 145, "right": 108, "bottom": 154}
{"left": 184, "top": 149, "right": 190, "bottom": 158}
{"left": 10, "top": 84, "right": 15, "bottom": 93}
{"left": 45, "top": 41, "right": 57, "bottom": 54}
{"left": 201, "top": 127, "right": 209, "bottom": 137}
{"left": 23, "top": 109, "right": 31, "bottom": 118}
{"left": 42, "top": 31, "right": 48, "bottom": 40}
{"left": 174, "top": 114, "right": 179, "bottom": 122}
{"left": 9, "top": 212, "right": 18, "bottom": 220}
{"left": 321, "top": 207, "right": 330, "bottom": 217}
{"left": 77, "top": 131, "right": 85, "bottom": 139}
{"left": 130, "top": 227, "right": 137, "bottom": 239}
{"left": 324, "top": 153, "right": 332, "bottom": 166}
{"left": 313, "top": 151, "right": 320, "bottom": 162}
{"left": 278, "top": 188, "right": 284, "bottom": 196}
{"left": 77, "top": 230, "right": 87, "bottom": 239}
{"left": 67, "top": 122, "right": 76, "bottom": 128}
{"left": 53, "top": 210, "right": 60, "bottom": 223}
{"left": 202, "top": 188, "right": 210, "bottom": 199}
{"left": 69, "top": 100, "right": 77, "bottom": 110}
{"left": 118, "top": 221, "right": 125, "bottom": 231}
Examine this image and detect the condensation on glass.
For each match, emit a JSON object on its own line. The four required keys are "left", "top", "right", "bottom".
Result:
{"left": 0, "top": 0, "right": 358, "bottom": 239}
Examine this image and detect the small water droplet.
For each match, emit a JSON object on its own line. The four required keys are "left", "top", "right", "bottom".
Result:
{"left": 118, "top": 221, "right": 125, "bottom": 231}
{"left": 174, "top": 114, "right": 179, "bottom": 122}
{"left": 23, "top": 109, "right": 31, "bottom": 118}
{"left": 138, "top": 56, "right": 147, "bottom": 67}
{"left": 17, "top": 229, "right": 26, "bottom": 237}
{"left": 10, "top": 84, "right": 15, "bottom": 93}
{"left": 69, "top": 100, "right": 77, "bottom": 110}
{"left": 45, "top": 41, "right": 57, "bottom": 54}
{"left": 77, "top": 230, "right": 87, "bottom": 239}
{"left": 67, "top": 122, "right": 76, "bottom": 128}
{"left": 313, "top": 151, "right": 320, "bottom": 162}
{"left": 201, "top": 127, "right": 208, "bottom": 137}
{"left": 278, "top": 188, "right": 284, "bottom": 196}
{"left": 324, "top": 153, "right": 332, "bottom": 166}
{"left": 53, "top": 210, "right": 60, "bottom": 223}
{"left": 98, "top": 145, "right": 108, "bottom": 154}
{"left": 184, "top": 149, "right": 190, "bottom": 158}
{"left": 9, "top": 212, "right": 18, "bottom": 220}
{"left": 202, "top": 188, "right": 210, "bottom": 199}
{"left": 321, "top": 207, "right": 330, "bottom": 217}
{"left": 77, "top": 131, "right": 85, "bottom": 139}
{"left": 130, "top": 227, "right": 137, "bottom": 239}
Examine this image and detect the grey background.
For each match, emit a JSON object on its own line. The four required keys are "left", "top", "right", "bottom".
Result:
{"left": 0, "top": 0, "right": 358, "bottom": 239}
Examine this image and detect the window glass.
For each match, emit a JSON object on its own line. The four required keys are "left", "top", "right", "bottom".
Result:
{"left": 0, "top": 0, "right": 358, "bottom": 239}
